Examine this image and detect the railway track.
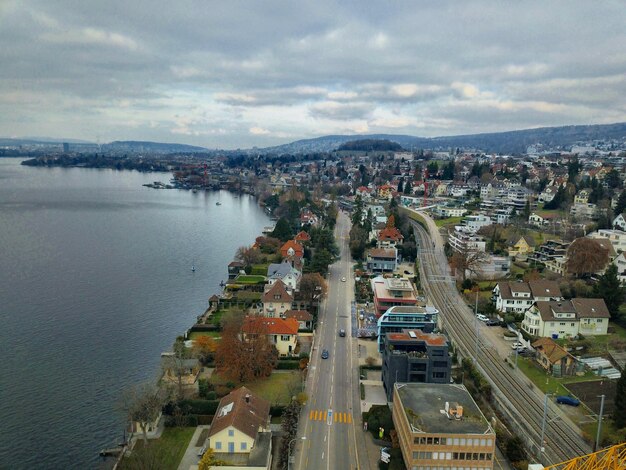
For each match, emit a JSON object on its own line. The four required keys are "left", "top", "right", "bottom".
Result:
{"left": 412, "top": 221, "right": 591, "bottom": 465}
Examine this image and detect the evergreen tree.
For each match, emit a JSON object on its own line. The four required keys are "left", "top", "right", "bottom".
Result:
{"left": 592, "top": 264, "right": 626, "bottom": 321}
{"left": 442, "top": 160, "right": 455, "bottom": 180}
{"left": 271, "top": 217, "right": 294, "bottom": 241}
{"left": 397, "top": 178, "right": 404, "bottom": 193}
{"left": 615, "top": 190, "right": 626, "bottom": 219}
{"left": 614, "top": 371, "right": 626, "bottom": 428}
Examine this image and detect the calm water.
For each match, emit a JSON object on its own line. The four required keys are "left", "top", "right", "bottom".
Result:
{"left": 0, "top": 158, "right": 269, "bottom": 469}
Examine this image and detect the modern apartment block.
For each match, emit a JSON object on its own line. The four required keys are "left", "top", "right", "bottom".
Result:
{"left": 376, "top": 306, "right": 439, "bottom": 352}
{"left": 393, "top": 383, "right": 496, "bottom": 470}
{"left": 382, "top": 329, "right": 451, "bottom": 401}
{"left": 371, "top": 276, "right": 419, "bottom": 316}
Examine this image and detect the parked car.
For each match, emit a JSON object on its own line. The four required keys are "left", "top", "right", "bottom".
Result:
{"left": 556, "top": 396, "right": 580, "bottom": 406}
{"left": 511, "top": 341, "right": 524, "bottom": 349}
{"left": 485, "top": 319, "right": 500, "bottom": 326}
{"left": 321, "top": 349, "right": 329, "bottom": 359}
{"left": 339, "top": 329, "right": 346, "bottom": 337}
{"left": 476, "top": 314, "right": 489, "bottom": 322}
{"left": 341, "top": 276, "right": 346, "bottom": 282}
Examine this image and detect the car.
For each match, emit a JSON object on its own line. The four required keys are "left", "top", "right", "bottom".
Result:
{"left": 339, "top": 329, "right": 346, "bottom": 337}
{"left": 485, "top": 319, "right": 500, "bottom": 326}
{"left": 321, "top": 349, "right": 329, "bottom": 359}
{"left": 476, "top": 314, "right": 489, "bottom": 322}
{"left": 341, "top": 276, "right": 346, "bottom": 282}
{"left": 511, "top": 341, "right": 523, "bottom": 349}
{"left": 404, "top": 270, "right": 412, "bottom": 275}
{"left": 556, "top": 395, "right": 580, "bottom": 407}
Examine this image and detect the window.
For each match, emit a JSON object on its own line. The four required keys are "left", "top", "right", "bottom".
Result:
{"left": 215, "top": 441, "right": 222, "bottom": 450}
{"left": 432, "top": 372, "right": 446, "bottom": 379}
{"left": 241, "top": 442, "right": 247, "bottom": 450}
{"left": 281, "top": 335, "right": 291, "bottom": 341}
{"left": 433, "top": 361, "right": 448, "bottom": 368}
{"left": 228, "top": 429, "right": 234, "bottom": 437}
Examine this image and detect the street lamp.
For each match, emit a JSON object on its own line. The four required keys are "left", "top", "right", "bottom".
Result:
{"left": 539, "top": 393, "right": 553, "bottom": 456}
{"left": 288, "top": 436, "right": 306, "bottom": 470}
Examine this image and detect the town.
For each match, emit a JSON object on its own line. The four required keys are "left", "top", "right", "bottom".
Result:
{"left": 38, "top": 136, "right": 626, "bottom": 470}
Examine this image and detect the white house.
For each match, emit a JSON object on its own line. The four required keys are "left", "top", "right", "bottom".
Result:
{"left": 266, "top": 262, "right": 301, "bottom": 292}
{"left": 522, "top": 298, "right": 610, "bottom": 338}
{"left": 448, "top": 226, "right": 486, "bottom": 253}
{"left": 589, "top": 229, "right": 626, "bottom": 254}
{"left": 461, "top": 214, "right": 492, "bottom": 232}
{"left": 493, "top": 280, "right": 563, "bottom": 314}
{"left": 613, "top": 213, "right": 626, "bottom": 231}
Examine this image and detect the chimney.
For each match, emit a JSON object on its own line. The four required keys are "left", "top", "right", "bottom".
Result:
{"left": 245, "top": 394, "right": 250, "bottom": 404}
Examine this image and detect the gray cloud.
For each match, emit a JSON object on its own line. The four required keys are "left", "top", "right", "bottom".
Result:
{"left": 0, "top": 0, "right": 625, "bottom": 148}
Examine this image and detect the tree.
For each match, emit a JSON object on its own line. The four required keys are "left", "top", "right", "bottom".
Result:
{"left": 614, "top": 190, "right": 626, "bottom": 219}
{"left": 298, "top": 273, "right": 327, "bottom": 314}
{"left": 215, "top": 316, "right": 278, "bottom": 382}
{"left": 442, "top": 160, "right": 455, "bottom": 180}
{"left": 592, "top": 264, "right": 626, "bottom": 320}
{"left": 450, "top": 248, "right": 489, "bottom": 281}
{"left": 306, "top": 248, "right": 333, "bottom": 274}
{"left": 349, "top": 225, "right": 369, "bottom": 260}
{"left": 193, "top": 335, "right": 218, "bottom": 365}
{"left": 235, "top": 245, "right": 261, "bottom": 267}
{"left": 272, "top": 217, "right": 294, "bottom": 241}
{"left": 614, "top": 371, "right": 626, "bottom": 429}
{"left": 566, "top": 238, "right": 609, "bottom": 278}
{"left": 162, "top": 339, "right": 193, "bottom": 399}
{"left": 198, "top": 448, "right": 229, "bottom": 469}
{"left": 397, "top": 178, "right": 404, "bottom": 193}
{"left": 121, "top": 383, "right": 167, "bottom": 445}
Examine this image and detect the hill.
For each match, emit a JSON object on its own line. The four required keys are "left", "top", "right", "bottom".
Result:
{"left": 102, "top": 141, "right": 208, "bottom": 153}
{"left": 258, "top": 122, "right": 626, "bottom": 154}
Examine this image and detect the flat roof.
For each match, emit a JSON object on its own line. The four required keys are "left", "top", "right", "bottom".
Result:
{"left": 395, "top": 383, "right": 492, "bottom": 435}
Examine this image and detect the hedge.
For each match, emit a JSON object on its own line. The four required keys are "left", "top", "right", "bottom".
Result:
{"left": 178, "top": 399, "right": 220, "bottom": 416}
{"left": 276, "top": 360, "right": 301, "bottom": 370}
{"left": 270, "top": 405, "right": 286, "bottom": 417}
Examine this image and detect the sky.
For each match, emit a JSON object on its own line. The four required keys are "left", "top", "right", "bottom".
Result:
{"left": 1, "top": 1, "right": 626, "bottom": 149}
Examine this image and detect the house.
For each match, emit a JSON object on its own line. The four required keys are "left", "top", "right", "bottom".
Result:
{"left": 528, "top": 212, "right": 557, "bottom": 227}
{"left": 589, "top": 229, "right": 626, "bottom": 254}
{"left": 378, "top": 184, "right": 396, "bottom": 199}
{"left": 531, "top": 337, "right": 577, "bottom": 377}
{"left": 294, "top": 231, "right": 311, "bottom": 243}
{"left": 574, "top": 189, "right": 590, "bottom": 205}
{"left": 241, "top": 317, "right": 299, "bottom": 357}
{"left": 371, "top": 276, "right": 419, "bottom": 316}
{"left": 381, "top": 329, "right": 451, "bottom": 401}
{"left": 522, "top": 298, "right": 610, "bottom": 338}
{"left": 279, "top": 240, "right": 304, "bottom": 259}
{"left": 283, "top": 309, "right": 313, "bottom": 330}
{"left": 492, "top": 280, "right": 563, "bottom": 314}
{"left": 366, "top": 247, "right": 398, "bottom": 273}
{"left": 447, "top": 226, "right": 486, "bottom": 253}
{"left": 393, "top": 383, "right": 496, "bottom": 470}
{"left": 461, "top": 214, "right": 492, "bottom": 232}
{"left": 432, "top": 206, "right": 467, "bottom": 218}
{"left": 506, "top": 235, "right": 535, "bottom": 258}
{"left": 228, "top": 261, "right": 245, "bottom": 280}
{"left": 299, "top": 208, "right": 318, "bottom": 226}
{"left": 261, "top": 280, "right": 293, "bottom": 318}
{"left": 206, "top": 386, "right": 272, "bottom": 464}
{"left": 613, "top": 213, "right": 626, "bottom": 231}
{"left": 376, "top": 305, "right": 439, "bottom": 352}
{"left": 612, "top": 252, "right": 626, "bottom": 284}
{"left": 377, "top": 226, "right": 404, "bottom": 248}
{"left": 266, "top": 262, "right": 301, "bottom": 292}
{"left": 570, "top": 202, "right": 598, "bottom": 220}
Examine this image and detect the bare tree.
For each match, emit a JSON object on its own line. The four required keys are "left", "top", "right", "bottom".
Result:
{"left": 566, "top": 237, "right": 609, "bottom": 278}
{"left": 450, "top": 249, "right": 489, "bottom": 281}
{"left": 235, "top": 245, "right": 261, "bottom": 267}
{"left": 121, "top": 382, "right": 167, "bottom": 445}
{"left": 161, "top": 339, "right": 194, "bottom": 399}
{"left": 297, "top": 273, "right": 327, "bottom": 314}
{"left": 215, "top": 316, "right": 278, "bottom": 382}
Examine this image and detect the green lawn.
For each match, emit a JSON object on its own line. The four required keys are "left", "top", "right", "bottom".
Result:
{"left": 210, "top": 371, "right": 301, "bottom": 404}
{"left": 120, "top": 427, "right": 195, "bottom": 470}
{"left": 435, "top": 216, "right": 464, "bottom": 227}
{"left": 234, "top": 275, "right": 266, "bottom": 284}
{"left": 516, "top": 356, "right": 597, "bottom": 395}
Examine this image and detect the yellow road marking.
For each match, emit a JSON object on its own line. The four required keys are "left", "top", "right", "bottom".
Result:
{"left": 347, "top": 413, "right": 352, "bottom": 424}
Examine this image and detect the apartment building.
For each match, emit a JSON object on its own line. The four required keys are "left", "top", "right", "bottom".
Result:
{"left": 376, "top": 305, "right": 439, "bottom": 352}
{"left": 393, "top": 383, "right": 496, "bottom": 470}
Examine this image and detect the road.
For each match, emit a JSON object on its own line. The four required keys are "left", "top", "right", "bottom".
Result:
{"left": 409, "top": 210, "right": 592, "bottom": 465}
{"left": 294, "top": 211, "right": 367, "bottom": 470}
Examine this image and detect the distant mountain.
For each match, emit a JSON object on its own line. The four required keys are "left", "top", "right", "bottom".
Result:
{"left": 258, "top": 122, "right": 626, "bottom": 154}
{"left": 337, "top": 139, "right": 404, "bottom": 152}
{"left": 102, "top": 141, "right": 208, "bottom": 153}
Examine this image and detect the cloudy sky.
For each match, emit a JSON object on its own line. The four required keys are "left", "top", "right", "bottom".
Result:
{"left": 1, "top": 1, "right": 625, "bottom": 149}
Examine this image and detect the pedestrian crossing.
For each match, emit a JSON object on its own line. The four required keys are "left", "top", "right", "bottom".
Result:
{"left": 308, "top": 409, "right": 353, "bottom": 424}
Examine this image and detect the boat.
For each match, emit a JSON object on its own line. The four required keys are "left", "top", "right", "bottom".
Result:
{"left": 216, "top": 201, "right": 222, "bottom": 205}
{"left": 191, "top": 265, "right": 196, "bottom": 272}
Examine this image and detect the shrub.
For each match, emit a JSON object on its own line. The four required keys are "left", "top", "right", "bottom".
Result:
{"left": 178, "top": 399, "right": 220, "bottom": 416}
{"left": 198, "top": 378, "right": 209, "bottom": 398}
{"left": 276, "top": 360, "right": 300, "bottom": 370}
{"left": 270, "top": 405, "right": 286, "bottom": 417}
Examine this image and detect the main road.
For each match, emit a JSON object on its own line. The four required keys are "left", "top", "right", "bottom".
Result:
{"left": 408, "top": 209, "right": 592, "bottom": 466}
{"left": 294, "top": 211, "right": 370, "bottom": 470}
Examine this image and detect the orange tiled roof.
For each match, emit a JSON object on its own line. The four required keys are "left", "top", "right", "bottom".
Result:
{"left": 242, "top": 317, "right": 299, "bottom": 335}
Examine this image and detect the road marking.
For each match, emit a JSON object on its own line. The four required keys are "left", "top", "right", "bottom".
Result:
{"left": 327, "top": 409, "right": 333, "bottom": 425}
{"left": 322, "top": 451, "right": 325, "bottom": 460}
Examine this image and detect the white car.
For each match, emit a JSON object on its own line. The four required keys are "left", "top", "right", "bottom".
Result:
{"left": 476, "top": 314, "right": 489, "bottom": 322}
{"left": 341, "top": 276, "right": 346, "bottom": 282}
{"left": 511, "top": 341, "right": 524, "bottom": 349}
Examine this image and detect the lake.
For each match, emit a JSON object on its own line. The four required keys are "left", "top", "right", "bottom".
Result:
{"left": 0, "top": 158, "right": 269, "bottom": 469}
